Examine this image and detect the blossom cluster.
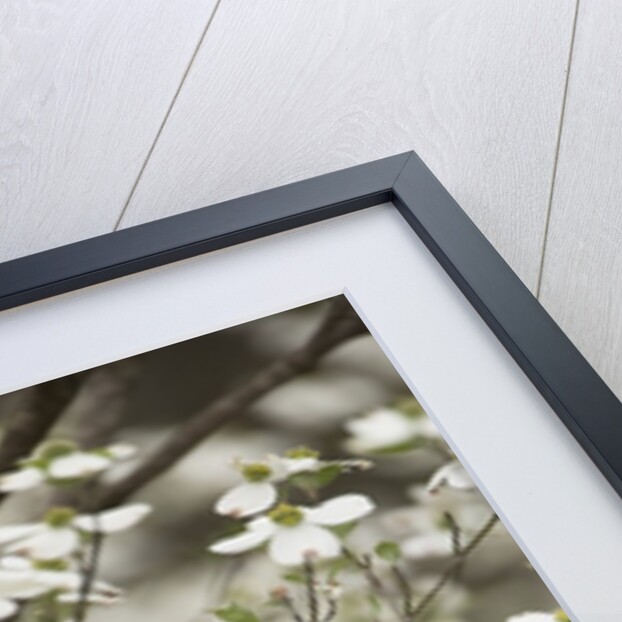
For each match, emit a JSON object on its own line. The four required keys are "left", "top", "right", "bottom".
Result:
{"left": 0, "top": 440, "right": 151, "bottom": 620}
{"left": 209, "top": 447, "right": 374, "bottom": 566}
{"left": 344, "top": 399, "right": 569, "bottom": 622}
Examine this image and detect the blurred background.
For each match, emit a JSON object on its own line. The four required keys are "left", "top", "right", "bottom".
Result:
{"left": 0, "top": 298, "right": 558, "bottom": 622}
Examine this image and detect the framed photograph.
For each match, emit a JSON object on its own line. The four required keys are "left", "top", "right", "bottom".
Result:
{"left": 0, "top": 152, "right": 619, "bottom": 622}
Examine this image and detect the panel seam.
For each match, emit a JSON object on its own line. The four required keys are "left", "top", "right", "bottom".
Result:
{"left": 112, "top": 0, "right": 225, "bottom": 231}
{"left": 534, "top": 0, "right": 581, "bottom": 298}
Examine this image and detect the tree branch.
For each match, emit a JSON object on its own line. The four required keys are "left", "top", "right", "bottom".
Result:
{"left": 88, "top": 297, "right": 366, "bottom": 511}
{"left": 0, "top": 375, "right": 84, "bottom": 474}
{"left": 71, "top": 361, "right": 139, "bottom": 450}
{"left": 51, "top": 361, "right": 139, "bottom": 507}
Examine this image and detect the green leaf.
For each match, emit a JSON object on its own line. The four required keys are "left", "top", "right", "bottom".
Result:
{"left": 281, "top": 570, "right": 305, "bottom": 584}
{"left": 391, "top": 396, "right": 425, "bottom": 418}
{"left": 326, "top": 555, "right": 356, "bottom": 578}
{"left": 372, "top": 436, "right": 433, "bottom": 455}
{"left": 330, "top": 521, "right": 357, "bottom": 539}
{"left": 289, "top": 465, "right": 342, "bottom": 490}
{"left": 212, "top": 603, "right": 261, "bottom": 622}
{"left": 367, "top": 593, "right": 382, "bottom": 613}
{"left": 374, "top": 540, "right": 402, "bottom": 562}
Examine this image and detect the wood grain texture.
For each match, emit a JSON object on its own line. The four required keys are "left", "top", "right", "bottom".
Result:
{"left": 538, "top": 1, "right": 622, "bottom": 399}
{"left": 119, "top": 0, "right": 576, "bottom": 289}
{"left": 0, "top": 0, "right": 218, "bottom": 261}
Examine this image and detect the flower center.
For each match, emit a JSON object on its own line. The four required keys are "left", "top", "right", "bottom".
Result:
{"left": 553, "top": 612, "right": 570, "bottom": 622}
{"left": 284, "top": 446, "right": 319, "bottom": 460}
{"left": 33, "top": 559, "right": 69, "bottom": 571}
{"left": 36, "top": 440, "right": 77, "bottom": 462}
{"left": 44, "top": 506, "right": 77, "bottom": 528}
{"left": 241, "top": 463, "right": 272, "bottom": 482}
{"left": 268, "top": 503, "right": 304, "bottom": 527}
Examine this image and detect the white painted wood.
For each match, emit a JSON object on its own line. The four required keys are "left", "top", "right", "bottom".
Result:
{"left": 538, "top": 1, "right": 622, "bottom": 400}
{"left": 0, "top": 0, "right": 218, "bottom": 261}
{"left": 0, "top": 207, "right": 619, "bottom": 620}
{"left": 118, "top": 0, "right": 576, "bottom": 289}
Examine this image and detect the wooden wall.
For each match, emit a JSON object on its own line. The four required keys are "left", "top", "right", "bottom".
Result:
{"left": 2, "top": 0, "right": 620, "bottom": 397}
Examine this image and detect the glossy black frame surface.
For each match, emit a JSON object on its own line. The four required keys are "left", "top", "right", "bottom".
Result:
{"left": 1, "top": 151, "right": 621, "bottom": 499}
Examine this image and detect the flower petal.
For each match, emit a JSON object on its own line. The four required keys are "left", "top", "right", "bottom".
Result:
{"left": 74, "top": 503, "right": 152, "bottom": 534}
{"left": 6, "top": 527, "right": 79, "bottom": 560}
{"left": 0, "top": 570, "right": 46, "bottom": 598}
{"left": 209, "top": 520, "right": 274, "bottom": 556}
{"left": 0, "top": 557, "right": 30, "bottom": 571}
{"left": 48, "top": 452, "right": 111, "bottom": 479}
{"left": 0, "top": 524, "right": 43, "bottom": 546}
{"left": 427, "top": 461, "right": 475, "bottom": 494}
{"left": 306, "top": 494, "right": 375, "bottom": 526}
{"left": 33, "top": 570, "right": 81, "bottom": 591}
{"left": 215, "top": 482, "right": 277, "bottom": 518}
{"left": 345, "top": 408, "right": 437, "bottom": 453}
{"left": 105, "top": 444, "right": 137, "bottom": 460}
{"left": 0, "top": 598, "right": 17, "bottom": 620}
{"left": 57, "top": 589, "right": 122, "bottom": 605}
{"left": 0, "top": 468, "right": 45, "bottom": 493}
{"left": 269, "top": 524, "right": 341, "bottom": 566}
{"left": 280, "top": 457, "right": 320, "bottom": 475}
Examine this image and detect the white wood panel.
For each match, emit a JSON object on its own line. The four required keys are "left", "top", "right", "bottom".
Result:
{"left": 119, "top": 0, "right": 576, "bottom": 289}
{"left": 538, "top": 1, "right": 622, "bottom": 399}
{"left": 0, "top": 0, "right": 218, "bottom": 261}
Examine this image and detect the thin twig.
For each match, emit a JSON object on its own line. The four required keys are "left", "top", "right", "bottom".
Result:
{"left": 73, "top": 527, "right": 104, "bottom": 622}
{"left": 281, "top": 594, "right": 305, "bottom": 622}
{"left": 444, "top": 511, "right": 462, "bottom": 556}
{"left": 408, "top": 512, "right": 499, "bottom": 620}
{"left": 342, "top": 549, "right": 403, "bottom": 619}
{"left": 390, "top": 565, "right": 413, "bottom": 618}
{"left": 304, "top": 560, "right": 319, "bottom": 622}
{"left": 342, "top": 548, "right": 383, "bottom": 590}
{"left": 321, "top": 597, "right": 338, "bottom": 622}
{"left": 87, "top": 297, "right": 365, "bottom": 511}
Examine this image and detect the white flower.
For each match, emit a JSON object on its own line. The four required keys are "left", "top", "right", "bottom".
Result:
{"left": 47, "top": 452, "right": 112, "bottom": 479}
{"left": 216, "top": 482, "right": 278, "bottom": 519}
{"left": 73, "top": 503, "right": 152, "bottom": 534}
{"left": 214, "top": 450, "right": 370, "bottom": 518}
{"left": 345, "top": 406, "right": 439, "bottom": 454}
{"left": 0, "top": 556, "right": 122, "bottom": 614}
{"left": 104, "top": 444, "right": 137, "bottom": 461}
{"left": 210, "top": 494, "right": 375, "bottom": 566}
{"left": 0, "top": 468, "right": 45, "bottom": 493}
{"left": 507, "top": 613, "right": 570, "bottom": 622}
{"left": 0, "top": 441, "right": 138, "bottom": 493}
{"left": 427, "top": 461, "right": 475, "bottom": 494}
{"left": 0, "top": 503, "right": 151, "bottom": 560}
{"left": 0, "top": 567, "right": 51, "bottom": 619}
{"left": 55, "top": 578, "right": 122, "bottom": 606}
{"left": 0, "top": 560, "right": 76, "bottom": 619}
{"left": 0, "top": 599, "right": 17, "bottom": 620}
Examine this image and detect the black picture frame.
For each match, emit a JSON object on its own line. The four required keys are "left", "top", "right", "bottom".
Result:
{"left": 1, "top": 150, "right": 621, "bottom": 503}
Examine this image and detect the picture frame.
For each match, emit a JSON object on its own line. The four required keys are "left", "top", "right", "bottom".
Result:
{"left": 0, "top": 151, "right": 620, "bottom": 620}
